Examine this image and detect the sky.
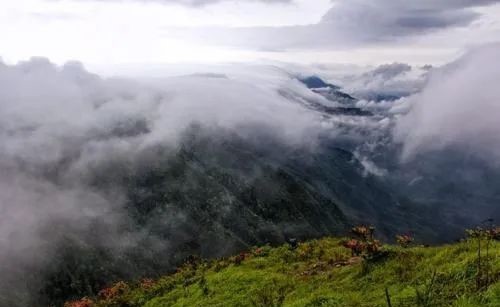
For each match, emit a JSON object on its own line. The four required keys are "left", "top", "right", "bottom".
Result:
{"left": 1, "top": 0, "right": 500, "bottom": 74}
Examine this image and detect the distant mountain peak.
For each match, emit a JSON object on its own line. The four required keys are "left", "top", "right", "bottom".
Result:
{"left": 299, "top": 75, "right": 340, "bottom": 90}
{"left": 298, "top": 75, "right": 357, "bottom": 106}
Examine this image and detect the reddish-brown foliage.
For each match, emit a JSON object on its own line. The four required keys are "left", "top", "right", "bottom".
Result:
{"left": 343, "top": 225, "right": 382, "bottom": 258}
{"left": 64, "top": 297, "right": 93, "bottom": 307}
{"left": 253, "top": 248, "right": 264, "bottom": 256}
{"left": 487, "top": 226, "right": 500, "bottom": 240}
{"left": 366, "top": 240, "right": 382, "bottom": 254}
{"left": 233, "top": 252, "right": 249, "bottom": 265}
{"left": 396, "top": 234, "right": 414, "bottom": 248}
{"left": 140, "top": 278, "right": 156, "bottom": 290}
{"left": 98, "top": 281, "right": 129, "bottom": 300}
{"left": 342, "top": 239, "right": 365, "bottom": 256}
{"left": 351, "top": 225, "right": 375, "bottom": 241}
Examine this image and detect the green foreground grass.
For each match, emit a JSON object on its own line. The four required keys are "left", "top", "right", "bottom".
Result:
{"left": 69, "top": 238, "right": 500, "bottom": 307}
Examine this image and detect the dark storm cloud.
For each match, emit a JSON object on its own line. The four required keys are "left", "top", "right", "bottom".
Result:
{"left": 165, "top": 0, "right": 500, "bottom": 49}
{"left": 319, "top": 0, "right": 499, "bottom": 42}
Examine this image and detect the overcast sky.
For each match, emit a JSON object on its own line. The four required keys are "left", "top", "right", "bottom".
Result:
{"left": 1, "top": 0, "right": 500, "bottom": 73}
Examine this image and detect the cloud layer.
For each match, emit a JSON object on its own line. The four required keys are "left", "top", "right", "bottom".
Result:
{"left": 320, "top": 0, "right": 500, "bottom": 41}
{"left": 394, "top": 43, "right": 500, "bottom": 164}
{"left": 168, "top": 0, "right": 500, "bottom": 49}
{"left": 2, "top": 42, "right": 500, "bottom": 304}
{"left": 0, "top": 57, "right": 332, "bottom": 303}
{"left": 85, "top": 0, "right": 291, "bottom": 6}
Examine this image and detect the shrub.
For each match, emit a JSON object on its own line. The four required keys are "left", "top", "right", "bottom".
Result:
{"left": 182, "top": 255, "right": 202, "bottom": 270}
{"left": 466, "top": 224, "right": 499, "bottom": 289}
{"left": 396, "top": 234, "right": 414, "bottom": 248}
{"left": 250, "top": 280, "right": 291, "bottom": 307}
{"left": 198, "top": 274, "right": 210, "bottom": 296}
{"left": 64, "top": 297, "right": 93, "bottom": 307}
{"left": 414, "top": 271, "right": 438, "bottom": 307}
{"left": 232, "top": 252, "right": 248, "bottom": 266}
{"left": 351, "top": 225, "right": 375, "bottom": 241}
{"left": 252, "top": 245, "right": 271, "bottom": 257}
{"left": 366, "top": 239, "right": 382, "bottom": 255}
{"left": 342, "top": 239, "right": 365, "bottom": 256}
{"left": 297, "top": 242, "right": 315, "bottom": 261}
{"left": 98, "top": 281, "right": 129, "bottom": 301}
{"left": 140, "top": 278, "right": 155, "bottom": 290}
{"left": 287, "top": 238, "right": 298, "bottom": 250}
{"left": 342, "top": 225, "right": 382, "bottom": 259}
{"left": 304, "top": 297, "right": 342, "bottom": 306}
{"left": 488, "top": 226, "right": 500, "bottom": 241}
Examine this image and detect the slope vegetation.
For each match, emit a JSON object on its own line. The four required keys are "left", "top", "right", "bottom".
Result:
{"left": 67, "top": 236, "right": 500, "bottom": 307}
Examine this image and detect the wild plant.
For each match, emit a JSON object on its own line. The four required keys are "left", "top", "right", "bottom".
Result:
{"left": 396, "top": 234, "right": 414, "bottom": 248}
{"left": 466, "top": 220, "right": 498, "bottom": 290}
{"left": 342, "top": 225, "right": 382, "bottom": 259}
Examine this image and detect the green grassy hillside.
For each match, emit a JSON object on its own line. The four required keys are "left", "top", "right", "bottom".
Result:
{"left": 66, "top": 235, "right": 500, "bottom": 307}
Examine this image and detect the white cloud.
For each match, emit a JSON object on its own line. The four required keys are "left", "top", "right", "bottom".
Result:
{"left": 0, "top": 58, "right": 338, "bottom": 301}
{"left": 2, "top": 0, "right": 499, "bottom": 67}
{"left": 163, "top": 0, "right": 500, "bottom": 53}
{"left": 86, "top": 0, "right": 291, "bottom": 5}
{"left": 342, "top": 63, "right": 429, "bottom": 101}
{"left": 394, "top": 43, "right": 500, "bottom": 164}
